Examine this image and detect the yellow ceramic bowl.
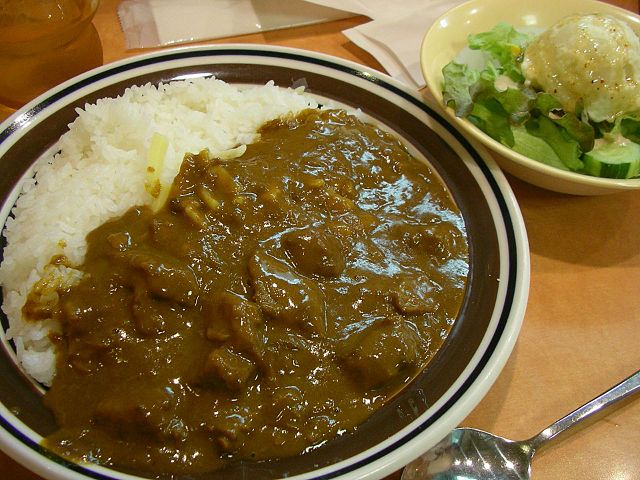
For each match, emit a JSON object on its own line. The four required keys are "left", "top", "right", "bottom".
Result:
{"left": 421, "top": 0, "right": 640, "bottom": 195}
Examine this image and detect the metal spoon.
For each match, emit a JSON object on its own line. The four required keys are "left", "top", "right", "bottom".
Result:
{"left": 402, "top": 369, "right": 640, "bottom": 480}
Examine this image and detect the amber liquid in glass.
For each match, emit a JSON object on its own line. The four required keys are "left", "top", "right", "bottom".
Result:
{"left": 0, "top": 0, "right": 103, "bottom": 108}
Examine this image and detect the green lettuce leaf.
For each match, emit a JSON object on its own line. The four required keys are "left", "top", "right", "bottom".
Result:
{"left": 491, "top": 85, "right": 536, "bottom": 124}
{"left": 511, "top": 125, "right": 568, "bottom": 170}
{"left": 467, "top": 22, "right": 531, "bottom": 82}
{"left": 442, "top": 61, "right": 480, "bottom": 117}
{"left": 442, "top": 59, "right": 534, "bottom": 127}
{"left": 592, "top": 114, "right": 640, "bottom": 145}
{"left": 468, "top": 98, "right": 515, "bottom": 147}
{"left": 534, "top": 93, "right": 595, "bottom": 152}
{"left": 524, "top": 115, "right": 583, "bottom": 171}
{"left": 620, "top": 115, "right": 640, "bottom": 143}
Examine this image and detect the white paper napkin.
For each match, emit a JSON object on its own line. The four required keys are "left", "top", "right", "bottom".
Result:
{"left": 305, "top": 0, "right": 465, "bottom": 88}
{"left": 300, "top": 0, "right": 437, "bottom": 19}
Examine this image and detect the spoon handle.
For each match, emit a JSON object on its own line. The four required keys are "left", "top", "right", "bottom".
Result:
{"left": 527, "top": 369, "right": 640, "bottom": 452}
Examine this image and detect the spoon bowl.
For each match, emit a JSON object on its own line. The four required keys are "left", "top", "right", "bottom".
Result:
{"left": 402, "top": 428, "right": 532, "bottom": 480}
{"left": 402, "top": 369, "right": 640, "bottom": 480}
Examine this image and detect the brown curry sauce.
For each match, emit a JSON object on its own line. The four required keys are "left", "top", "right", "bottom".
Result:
{"left": 32, "top": 109, "right": 468, "bottom": 475}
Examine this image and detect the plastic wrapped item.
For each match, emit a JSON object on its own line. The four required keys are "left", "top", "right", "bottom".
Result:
{"left": 117, "top": 0, "right": 354, "bottom": 49}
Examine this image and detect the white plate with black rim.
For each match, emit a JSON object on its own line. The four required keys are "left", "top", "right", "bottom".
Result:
{"left": 0, "top": 45, "right": 529, "bottom": 480}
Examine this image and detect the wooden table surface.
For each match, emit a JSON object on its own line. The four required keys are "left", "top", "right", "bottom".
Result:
{"left": 2, "top": 1, "right": 640, "bottom": 479}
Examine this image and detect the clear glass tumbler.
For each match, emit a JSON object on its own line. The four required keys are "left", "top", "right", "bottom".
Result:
{"left": 0, "top": 0, "right": 103, "bottom": 108}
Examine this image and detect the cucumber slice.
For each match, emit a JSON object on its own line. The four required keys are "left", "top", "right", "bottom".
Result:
{"left": 582, "top": 141, "right": 640, "bottom": 179}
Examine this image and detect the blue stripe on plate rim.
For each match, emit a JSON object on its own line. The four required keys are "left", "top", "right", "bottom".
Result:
{"left": 0, "top": 45, "right": 529, "bottom": 480}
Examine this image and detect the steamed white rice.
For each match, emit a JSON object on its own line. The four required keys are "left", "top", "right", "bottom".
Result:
{"left": 0, "top": 77, "right": 319, "bottom": 386}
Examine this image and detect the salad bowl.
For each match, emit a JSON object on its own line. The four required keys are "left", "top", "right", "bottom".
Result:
{"left": 420, "top": 0, "right": 640, "bottom": 195}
